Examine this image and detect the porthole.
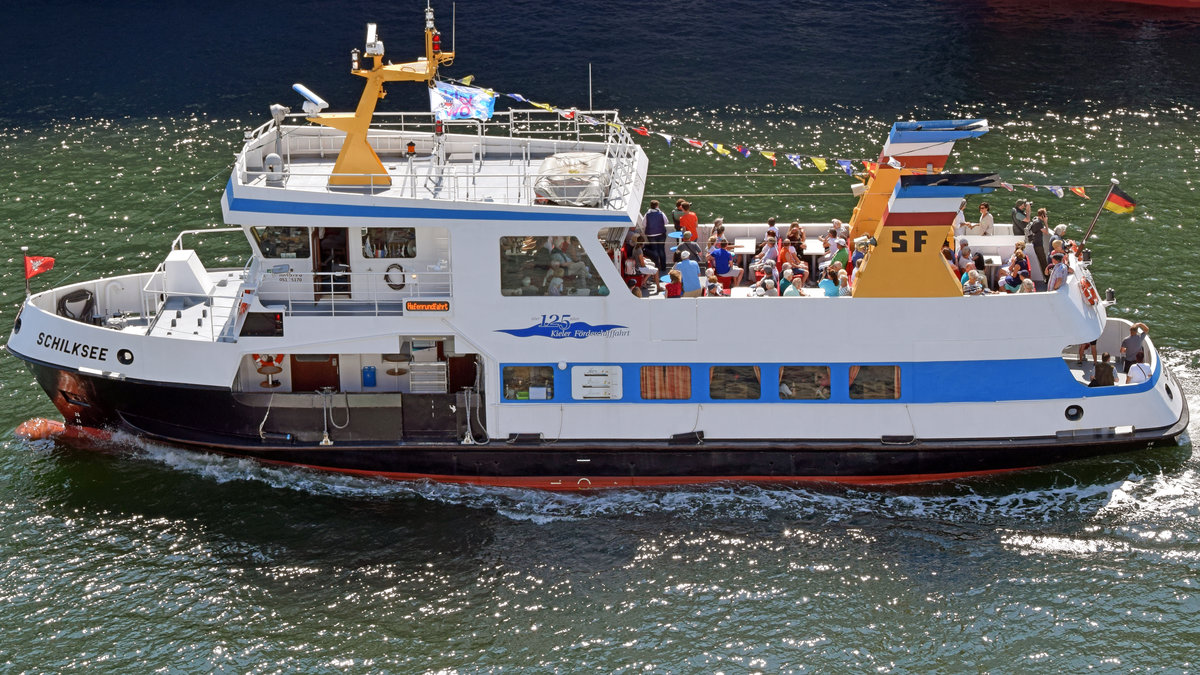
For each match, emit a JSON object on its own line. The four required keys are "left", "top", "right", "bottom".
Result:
{"left": 1166, "top": 383, "right": 1174, "bottom": 401}
{"left": 117, "top": 349, "right": 134, "bottom": 365}
{"left": 1065, "top": 404, "right": 1084, "bottom": 421}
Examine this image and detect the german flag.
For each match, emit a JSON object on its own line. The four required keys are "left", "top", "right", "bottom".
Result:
{"left": 1103, "top": 185, "right": 1136, "bottom": 214}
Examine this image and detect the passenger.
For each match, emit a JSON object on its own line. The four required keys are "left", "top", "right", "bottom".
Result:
{"left": 1046, "top": 251, "right": 1070, "bottom": 291}
{"left": 711, "top": 218, "right": 727, "bottom": 245}
{"left": 1125, "top": 352, "right": 1151, "bottom": 385}
{"left": 671, "top": 198, "right": 686, "bottom": 230}
{"left": 780, "top": 240, "right": 803, "bottom": 276}
{"left": 850, "top": 240, "right": 867, "bottom": 269}
{"left": 1120, "top": 322, "right": 1150, "bottom": 374}
{"left": 642, "top": 199, "right": 670, "bottom": 274}
{"left": 1077, "top": 339, "right": 1098, "bottom": 365}
{"left": 1000, "top": 264, "right": 1026, "bottom": 293}
{"left": 953, "top": 199, "right": 969, "bottom": 236}
{"left": 793, "top": 259, "right": 810, "bottom": 288}
{"left": 665, "top": 269, "right": 683, "bottom": 298}
{"left": 786, "top": 221, "right": 804, "bottom": 247}
{"left": 1050, "top": 223, "right": 1068, "bottom": 250}
{"left": 679, "top": 201, "right": 699, "bottom": 241}
{"left": 782, "top": 269, "right": 803, "bottom": 296}
{"left": 1089, "top": 352, "right": 1116, "bottom": 387}
{"left": 547, "top": 267, "right": 565, "bottom": 296}
{"left": 754, "top": 235, "right": 780, "bottom": 282}
{"left": 750, "top": 276, "right": 777, "bottom": 296}
{"left": 959, "top": 260, "right": 977, "bottom": 286}
{"left": 626, "top": 277, "right": 642, "bottom": 298}
{"left": 765, "top": 216, "right": 779, "bottom": 240}
{"left": 963, "top": 269, "right": 986, "bottom": 295}
{"left": 779, "top": 266, "right": 795, "bottom": 295}
{"left": 837, "top": 270, "right": 852, "bottom": 296}
{"left": 706, "top": 281, "right": 725, "bottom": 297}
{"left": 971, "top": 201, "right": 994, "bottom": 236}
{"left": 674, "top": 250, "right": 703, "bottom": 297}
{"left": 707, "top": 239, "right": 744, "bottom": 287}
{"left": 818, "top": 268, "right": 839, "bottom": 297}
{"left": 833, "top": 219, "right": 849, "bottom": 242}
{"left": 1019, "top": 278, "right": 1036, "bottom": 293}
{"left": 1011, "top": 198, "right": 1030, "bottom": 238}
{"left": 954, "top": 238, "right": 972, "bottom": 269}
{"left": 941, "top": 246, "right": 958, "bottom": 276}
{"left": 1028, "top": 207, "right": 1049, "bottom": 274}
{"left": 675, "top": 229, "right": 703, "bottom": 264}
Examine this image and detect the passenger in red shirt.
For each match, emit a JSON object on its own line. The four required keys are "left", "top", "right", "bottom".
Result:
{"left": 678, "top": 201, "right": 699, "bottom": 241}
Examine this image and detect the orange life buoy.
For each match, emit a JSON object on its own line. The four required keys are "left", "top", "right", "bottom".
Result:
{"left": 1080, "top": 279, "right": 1099, "bottom": 305}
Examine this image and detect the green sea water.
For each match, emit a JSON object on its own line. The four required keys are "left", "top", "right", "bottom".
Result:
{"left": 4, "top": 0, "right": 1200, "bottom": 671}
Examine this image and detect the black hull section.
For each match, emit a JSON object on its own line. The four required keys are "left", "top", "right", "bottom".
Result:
{"left": 14, "top": 352, "right": 1191, "bottom": 488}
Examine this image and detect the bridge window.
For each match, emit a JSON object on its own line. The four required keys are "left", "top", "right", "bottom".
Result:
{"left": 849, "top": 365, "right": 901, "bottom": 400}
{"left": 641, "top": 366, "right": 691, "bottom": 400}
{"left": 251, "top": 227, "right": 310, "bottom": 259}
{"left": 779, "top": 366, "right": 831, "bottom": 400}
{"left": 709, "top": 366, "right": 761, "bottom": 400}
{"left": 500, "top": 235, "right": 606, "bottom": 297}
{"left": 363, "top": 227, "right": 416, "bottom": 259}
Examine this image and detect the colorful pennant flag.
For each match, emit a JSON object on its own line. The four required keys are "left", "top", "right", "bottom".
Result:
{"left": 1047, "top": 185, "right": 1064, "bottom": 198}
{"left": 1070, "top": 187, "right": 1089, "bottom": 199}
{"left": 736, "top": 145, "right": 751, "bottom": 158}
{"left": 507, "top": 92, "right": 527, "bottom": 103}
{"left": 631, "top": 126, "right": 650, "bottom": 136}
{"left": 531, "top": 101, "right": 553, "bottom": 111}
{"left": 886, "top": 156, "right": 902, "bottom": 169}
{"left": 658, "top": 133, "right": 673, "bottom": 146}
{"left": 685, "top": 138, "right": 705, "bottom": 149}
{"left": 811, "top": 157, "right": 828, "bottom": 172}
{"left": 1000, "top": 182, "right": 1014, "bottom": 191}
{"left": 837, "top": 159, "right": 853, "bottom": 175}
{"left": 24, "top": 255, "right": 55, "bottom": 280}
{"left": 785, "top": 153, "right": 805, "bottom": 169}
{"left": 714, "top": 143, "right": 732, "bottom": 156}
{"left": 1103, "top": 185, "right": 1137, "bottom": 214}
{"left": 761, "top": 151, "right": 777, "bottom": 166}
{"left": 1019, "top": 184, "right": 1037, "bottom": 191}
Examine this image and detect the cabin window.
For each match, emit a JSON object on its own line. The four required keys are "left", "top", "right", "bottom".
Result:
{"left": 503, "top": 366, "right": 555, "bottom": 401}
{"left": 640, "top": 366, "right": 691, "bottom": 400}
{"left": 500, "top": 235, "right": 606, "bottom": 297}
{"left": 709, "top": 366, "right": 761, "bottom": 400}
{"left": 362, "top": 227, "right": 416, "bottom": 259}
{"left": 779, "top": 366, "right": 831, "bottom": 400}
{"left": 251, "top": 226, "right": 310, "bottom": 259}
{"left": 849, "top": 365, "right": 901, "bottom": 400}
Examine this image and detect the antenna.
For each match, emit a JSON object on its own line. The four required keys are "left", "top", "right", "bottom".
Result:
{"left": 453, "top": 2, "right": 457, "bottom": 54}
{"left": 588, "top": 63, "right": 593, "bottom": 111}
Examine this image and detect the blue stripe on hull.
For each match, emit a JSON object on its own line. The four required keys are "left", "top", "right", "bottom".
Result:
{"left": 500, "top": 358, "right": 1160, "bottom": 404}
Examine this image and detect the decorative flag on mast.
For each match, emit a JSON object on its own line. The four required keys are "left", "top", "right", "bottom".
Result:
{"left": 1103, "top": 185, "right": 1136, "bottom": 214}
{"left": 811, "top": 157, "right": 828, "bottom": 172}
{"left": 428, "top": 81, "right": 496, "bottom": 121}
{"left": 1047, "top": 185, "right": 1064, "bottom": 198}
{"left": 24, "top": 254, "right": 54, "bottom": 280}
{"left": 785, "top": 153, "right": 805, "bottom": 169}
{"left": 713, "top": 143, "right": 731, "bottom": 156}
{"left": 836, "top": 159, "right": 853, "bottom": 175}
{"left": 685, "top": 138, "right": 705, "bottom": 149}
{"left": 736, "top": 145, "right": 751, "bottom": 158}
{"left": 1070, "top": 187, "right": 1089, "bottom": 200}
{"left": 760, "top": 151, "right": 777, "bottom": 166}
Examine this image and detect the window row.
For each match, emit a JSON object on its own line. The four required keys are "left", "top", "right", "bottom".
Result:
{"left": 502, "top": 364, "right": 900, "bottom": 401}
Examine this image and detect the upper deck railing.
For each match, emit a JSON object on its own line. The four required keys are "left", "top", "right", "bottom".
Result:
{"left": 236, "top": 109, "right": 644, "bottom": 212}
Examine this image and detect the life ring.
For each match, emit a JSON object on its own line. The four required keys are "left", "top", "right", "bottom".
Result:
{"left": 385, "top": 263, "right": 406, "bottom": 290}
{"left": 1080, "top": 279, "right": 1099, "bottom": 305}
{"left": 253, "top": 353, "right": 279, "bottom": 368}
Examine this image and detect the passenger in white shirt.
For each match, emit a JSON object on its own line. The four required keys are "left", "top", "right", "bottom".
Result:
{"left": 1125, "top": 354, "right": 1151, "bottom": 385}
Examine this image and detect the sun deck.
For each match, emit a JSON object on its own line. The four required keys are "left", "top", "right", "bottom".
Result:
{"left": 234, "top": 110, "right": 645, "bottom": 212}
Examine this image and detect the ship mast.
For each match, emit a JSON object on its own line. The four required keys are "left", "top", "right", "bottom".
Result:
{"left": 310, "top": 4, "right": 455, "bottom": 187}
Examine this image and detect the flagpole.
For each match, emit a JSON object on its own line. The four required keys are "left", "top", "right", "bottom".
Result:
{"left": 21, "top": 246, "right": 29, "bottom": 297}
{"left": 1081, "top": 178, "right": 1118, "bottom": 247}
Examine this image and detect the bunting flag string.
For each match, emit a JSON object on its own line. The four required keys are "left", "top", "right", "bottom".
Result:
{"left": 462, "top": 77, "right": 1115, "bottom": 203}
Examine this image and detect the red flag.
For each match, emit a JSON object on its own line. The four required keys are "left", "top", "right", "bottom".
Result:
{"left": 632, "top": 126, "right": 650, "bottom": 136}
{"left": 24, "top": 255, "right": 55, "bottom": 279}
{"left": 685, "top": 138, "right": 705, "bottom": 149}
{"left": 1069, "top": 187, "right": 1089, "bottom": 200}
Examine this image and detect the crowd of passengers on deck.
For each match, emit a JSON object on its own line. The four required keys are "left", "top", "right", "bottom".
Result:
{"left": 618, "top": 197, "right": 1083, "bottom": 299}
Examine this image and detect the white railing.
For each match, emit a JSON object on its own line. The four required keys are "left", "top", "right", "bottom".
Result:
{"left": 238, "top": 109, "right": 641, "bottom": 209}
{"left": 254, "top": 269, "right": 454, "bottom": 317}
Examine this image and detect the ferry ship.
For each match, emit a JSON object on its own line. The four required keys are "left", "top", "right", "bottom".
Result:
{"left": 6, "top": 9, "right": 1188, "bottom": 489}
